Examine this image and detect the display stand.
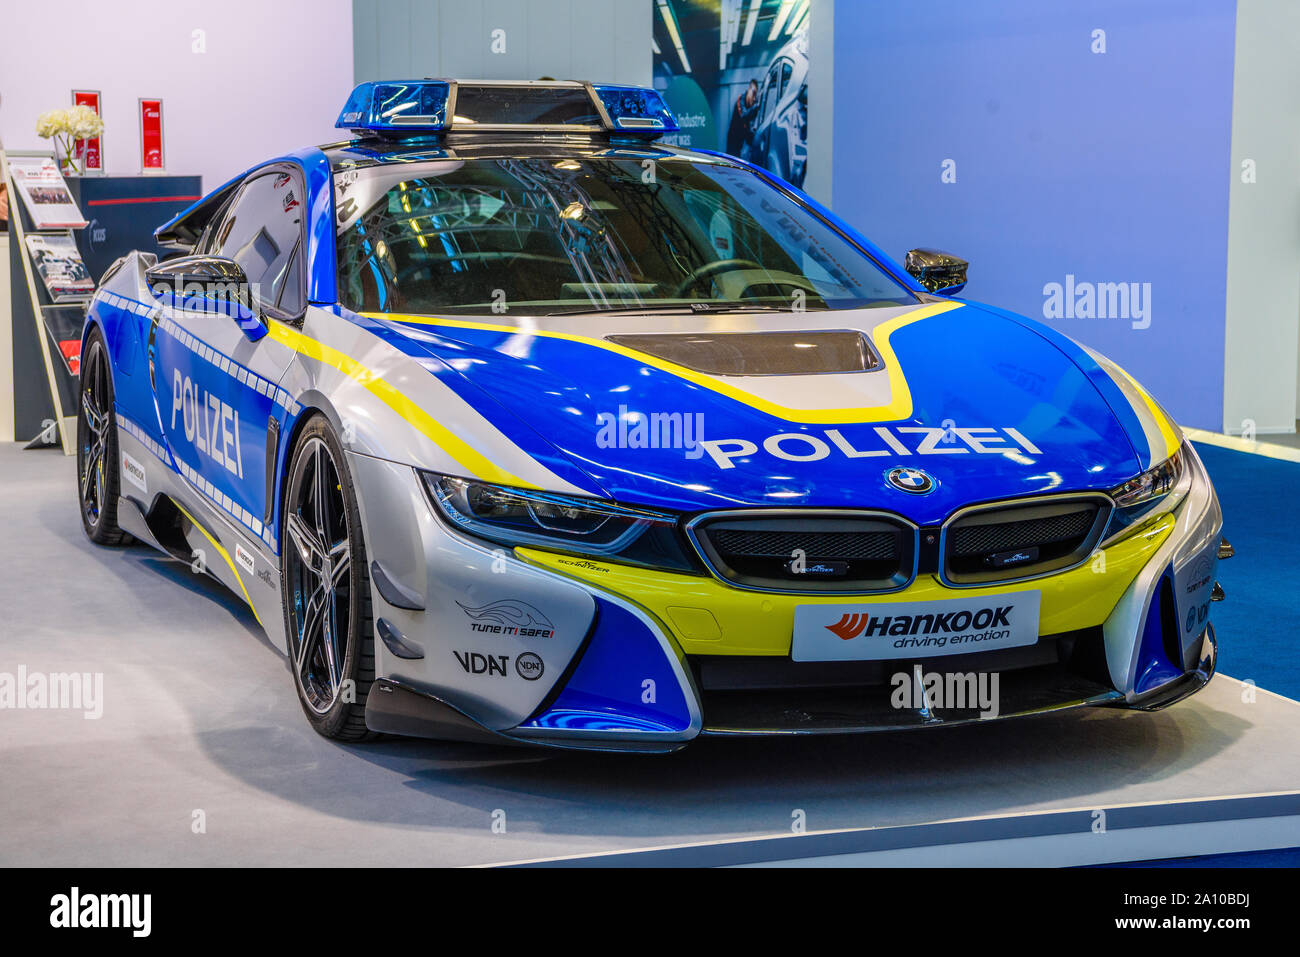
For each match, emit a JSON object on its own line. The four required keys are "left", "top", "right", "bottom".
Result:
{"left": 0, "top": 150, "right": 84, "bottom": 455}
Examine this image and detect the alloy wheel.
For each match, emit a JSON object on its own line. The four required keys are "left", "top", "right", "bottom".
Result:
{"left": 285, "top": 437, "right": 353, "bottom": 714}
{"left": 78, "top": 340, "right": 110, "bottom": 526}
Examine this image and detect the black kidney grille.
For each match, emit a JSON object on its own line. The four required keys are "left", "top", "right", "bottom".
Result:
{"left": 710, "top": 528, "right": 898, "bottom": 562}
{"left": 695, "top": 517, "right": 913, "bottom": 592}
{"left": 949, "top": 509, "right": 1095, "bottom": 558}
{"left": 945, "top": 501, "right": 1105, "bottom": 583}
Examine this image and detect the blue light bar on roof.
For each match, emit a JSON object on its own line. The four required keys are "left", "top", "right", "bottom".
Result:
{"left": 336, "top": 80, "right": 450, "bottom": 133}
{"left": 592, "top": 85, "right": 680, "bottom": 134}
{"left": 336, "top": 80, "right": 679, "bottom": 138}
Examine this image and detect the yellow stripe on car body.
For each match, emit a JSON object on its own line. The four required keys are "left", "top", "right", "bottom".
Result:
{"left": 369, "top": 300, "right": 964, "bottom": 425}
{"left": 265, "top": 321, "right": 539, "bottom": 489}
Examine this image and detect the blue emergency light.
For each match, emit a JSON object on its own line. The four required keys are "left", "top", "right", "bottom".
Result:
{"left": 335, "top": 80, "right": 679, "bottom": 138}
{"left": 336, "top": 80, "right": 451, "bottom": 133}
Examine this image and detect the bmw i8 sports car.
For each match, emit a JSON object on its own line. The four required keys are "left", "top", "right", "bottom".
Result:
{"left": 77, "top": 80, "right": 1225, "bottom": 751}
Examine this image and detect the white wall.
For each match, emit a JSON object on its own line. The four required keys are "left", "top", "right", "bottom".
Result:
{"left": 0, "top": 0, "right": 354, "bottom": 193}
{"left": 353, "top": 0, "right": 649, "bottom": 86}
{"left": 1222, "top": 0, "right": 1300, "bottom": 435}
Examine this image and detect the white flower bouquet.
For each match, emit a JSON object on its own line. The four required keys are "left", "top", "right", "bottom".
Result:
{"left": 36, "top": 105, "right": 105, "bottom": 174}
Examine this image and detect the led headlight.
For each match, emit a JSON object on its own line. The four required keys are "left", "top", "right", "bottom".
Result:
{"left": 421, "top": 473, "right": 698, "bottom": 572}
{"left": 1102, "top": 444, "right": 1190, "bottom": 544}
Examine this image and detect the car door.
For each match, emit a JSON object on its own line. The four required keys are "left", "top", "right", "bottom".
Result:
{"left": 150, "top": 165, "right": 306, "bottom": 553}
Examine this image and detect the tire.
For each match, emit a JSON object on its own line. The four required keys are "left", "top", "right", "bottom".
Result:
{"left": 280, "top": 414, "right": 379, "bottom": 741}
{"left": 77, "top": 328, "right": 131, "bottom": 546}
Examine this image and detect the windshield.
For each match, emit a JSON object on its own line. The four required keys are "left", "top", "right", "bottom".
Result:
{"left": 334, "top": 154, "right": 917, "bottom": 316}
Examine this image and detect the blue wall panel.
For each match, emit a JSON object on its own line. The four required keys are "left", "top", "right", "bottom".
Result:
{"left": 831, "top": 0, "right": 1236, "bottom": 430}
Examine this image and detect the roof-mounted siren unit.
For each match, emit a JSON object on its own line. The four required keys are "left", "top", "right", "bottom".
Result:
{"left": 336, "top": 80, "right": 451, "bottom": 135}
{"left": 591, "top": 85, "right": 680, "bottom": 135}
{"left": 335, "top": 80, "right": 679, "bottom": 138}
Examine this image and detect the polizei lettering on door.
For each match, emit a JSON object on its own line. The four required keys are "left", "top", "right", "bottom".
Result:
{"left": 171, "top": 370, "right": 244, "bottom": 479}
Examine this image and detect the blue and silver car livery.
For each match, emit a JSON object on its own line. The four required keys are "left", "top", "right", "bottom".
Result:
{"left": 76, "top": 80, "right": 1223, "bottom": 751}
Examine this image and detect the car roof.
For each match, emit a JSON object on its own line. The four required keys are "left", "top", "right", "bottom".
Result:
{"left": 318, "top": 136, "right": 725, "bottom": 172}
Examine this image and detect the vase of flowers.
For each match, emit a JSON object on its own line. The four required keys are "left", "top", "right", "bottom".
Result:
{"left": 36, "top": 105, "right": 105, "bottom": 176}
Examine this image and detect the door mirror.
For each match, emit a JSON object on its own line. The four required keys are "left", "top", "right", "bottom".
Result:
{"left": 145, "top": 255, "right": 267, "bottom": 341}
{"left": 904, "top": 248, "right": 968, "bottom": 296}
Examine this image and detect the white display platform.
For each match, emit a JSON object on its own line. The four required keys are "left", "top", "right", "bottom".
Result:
{"left": 2, "top": 444, "right": 1297, "bottom": 867}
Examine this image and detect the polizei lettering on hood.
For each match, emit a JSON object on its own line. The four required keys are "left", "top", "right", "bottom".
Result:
{"left": 171, "top": 370, "right": 244, "bottom": 479}
{"left": 699, "top": 425, "right": 1041, "bottom": 470}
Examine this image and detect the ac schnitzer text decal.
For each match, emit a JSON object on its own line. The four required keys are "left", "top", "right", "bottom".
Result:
{"left": 699, "top": 426, "right": 1041, "bottom": 470}
{"left": 792, "top": 591, "right": 1041, "bottom": 661}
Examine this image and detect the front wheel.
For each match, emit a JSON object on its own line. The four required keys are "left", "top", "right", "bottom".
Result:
{"left": 280, "top": 415, "right": 378, "bottom": 740}
{"left": 76, "top": 328, "right": 130, "bottom": 546}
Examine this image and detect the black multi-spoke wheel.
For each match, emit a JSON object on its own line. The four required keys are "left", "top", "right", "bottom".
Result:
{"left": 281, "top": 416, "right": 378, "bottom": 740}
{"left": 76, "top": 329, "right": 129, "bottom": 546}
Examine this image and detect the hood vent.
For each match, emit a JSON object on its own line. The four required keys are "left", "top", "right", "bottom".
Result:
{"left": 605, "top": 330, "right": 880, "bottom": 376}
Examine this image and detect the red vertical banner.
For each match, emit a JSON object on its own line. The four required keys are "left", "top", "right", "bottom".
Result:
{"left": 72, "top": 90, "right": 104, "bottom": 174}
{"left": 139, "top": 98, "right": 165, "bottom": 173}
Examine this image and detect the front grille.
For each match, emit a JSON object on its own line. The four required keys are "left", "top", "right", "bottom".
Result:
{"left": 691, "top": 513, "right": 914, "bottom": 593}
{"left": 949, "top": 509, "right": 1095, "bottom": 557}
{"left": 709, "top": 528, "right": 898, "bottom": 562}
{"left": 944, "top": 497, "right": 1109, "bottom": 584}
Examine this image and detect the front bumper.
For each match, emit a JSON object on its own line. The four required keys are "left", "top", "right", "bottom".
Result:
{"left": 349, "top": 444, "right": 1223, "bottom": 753}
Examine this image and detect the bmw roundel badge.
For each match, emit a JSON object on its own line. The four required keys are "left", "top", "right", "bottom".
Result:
{"left": 886, "top": 467, "right": 936, "bottom": 494}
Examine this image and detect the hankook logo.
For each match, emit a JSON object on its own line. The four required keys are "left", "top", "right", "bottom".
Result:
{"left": 826, "top": 613, "right": 871, "bottom": 640}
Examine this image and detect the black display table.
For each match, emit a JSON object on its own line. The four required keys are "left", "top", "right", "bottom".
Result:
{"left": 65, "top": 175, "right": 203, "bottom": 280}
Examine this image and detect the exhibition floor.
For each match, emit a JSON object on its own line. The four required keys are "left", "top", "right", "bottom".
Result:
{"left": 1, "top": 441, "right": 1297, "bottom": 867}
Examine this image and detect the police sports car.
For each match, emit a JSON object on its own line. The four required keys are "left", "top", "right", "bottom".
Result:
{"left": 77, "top": 80, "right": 1224, "bottom": 751}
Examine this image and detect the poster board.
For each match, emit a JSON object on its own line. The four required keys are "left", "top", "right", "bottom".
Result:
{"left": 139, "top": 98, "right": 165, "bottom": 173}
{"left": 6, "top": 155, "right": 88, "bottom": 229}
{"left": 25, "top": 234, "right": 94, "bottom": 302}
{"left": 72, "top": 90, "right": 105, "bottom": 175}
{"left": 653, "top": 0, "right": 810, "bottom": 189}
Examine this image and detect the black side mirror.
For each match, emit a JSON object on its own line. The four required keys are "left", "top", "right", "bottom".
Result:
{"left": 904, "top": 248, "right": 968, "bottom": 296}
{"left": 145, "top": 255, "right": 266, "bottom": 341}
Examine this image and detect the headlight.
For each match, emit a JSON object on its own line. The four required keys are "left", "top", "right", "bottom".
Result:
{"left": 1102, "top": 444, "right": 1190, "bottom": 544}
{"left": 421, "top": 473, "right": 698, "bottom": 573}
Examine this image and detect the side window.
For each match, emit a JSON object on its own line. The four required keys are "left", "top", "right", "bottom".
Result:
{"left": 779, "top": 60, "right": 793, "bottom": 99}
{"left": 210, "top": 169, "right": 306, "bottom": 316}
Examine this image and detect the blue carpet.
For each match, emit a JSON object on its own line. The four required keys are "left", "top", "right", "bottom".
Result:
{"left": 1193, "top": 443, "right": 1300, "bottom": 702}
{"left": 1100, "top": 846, "right": 1300, "bottom": 867}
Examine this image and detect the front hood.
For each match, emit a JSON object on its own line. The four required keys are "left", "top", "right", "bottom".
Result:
{"left": 374, "top": 302, "right": 1145, "bottom": 524}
